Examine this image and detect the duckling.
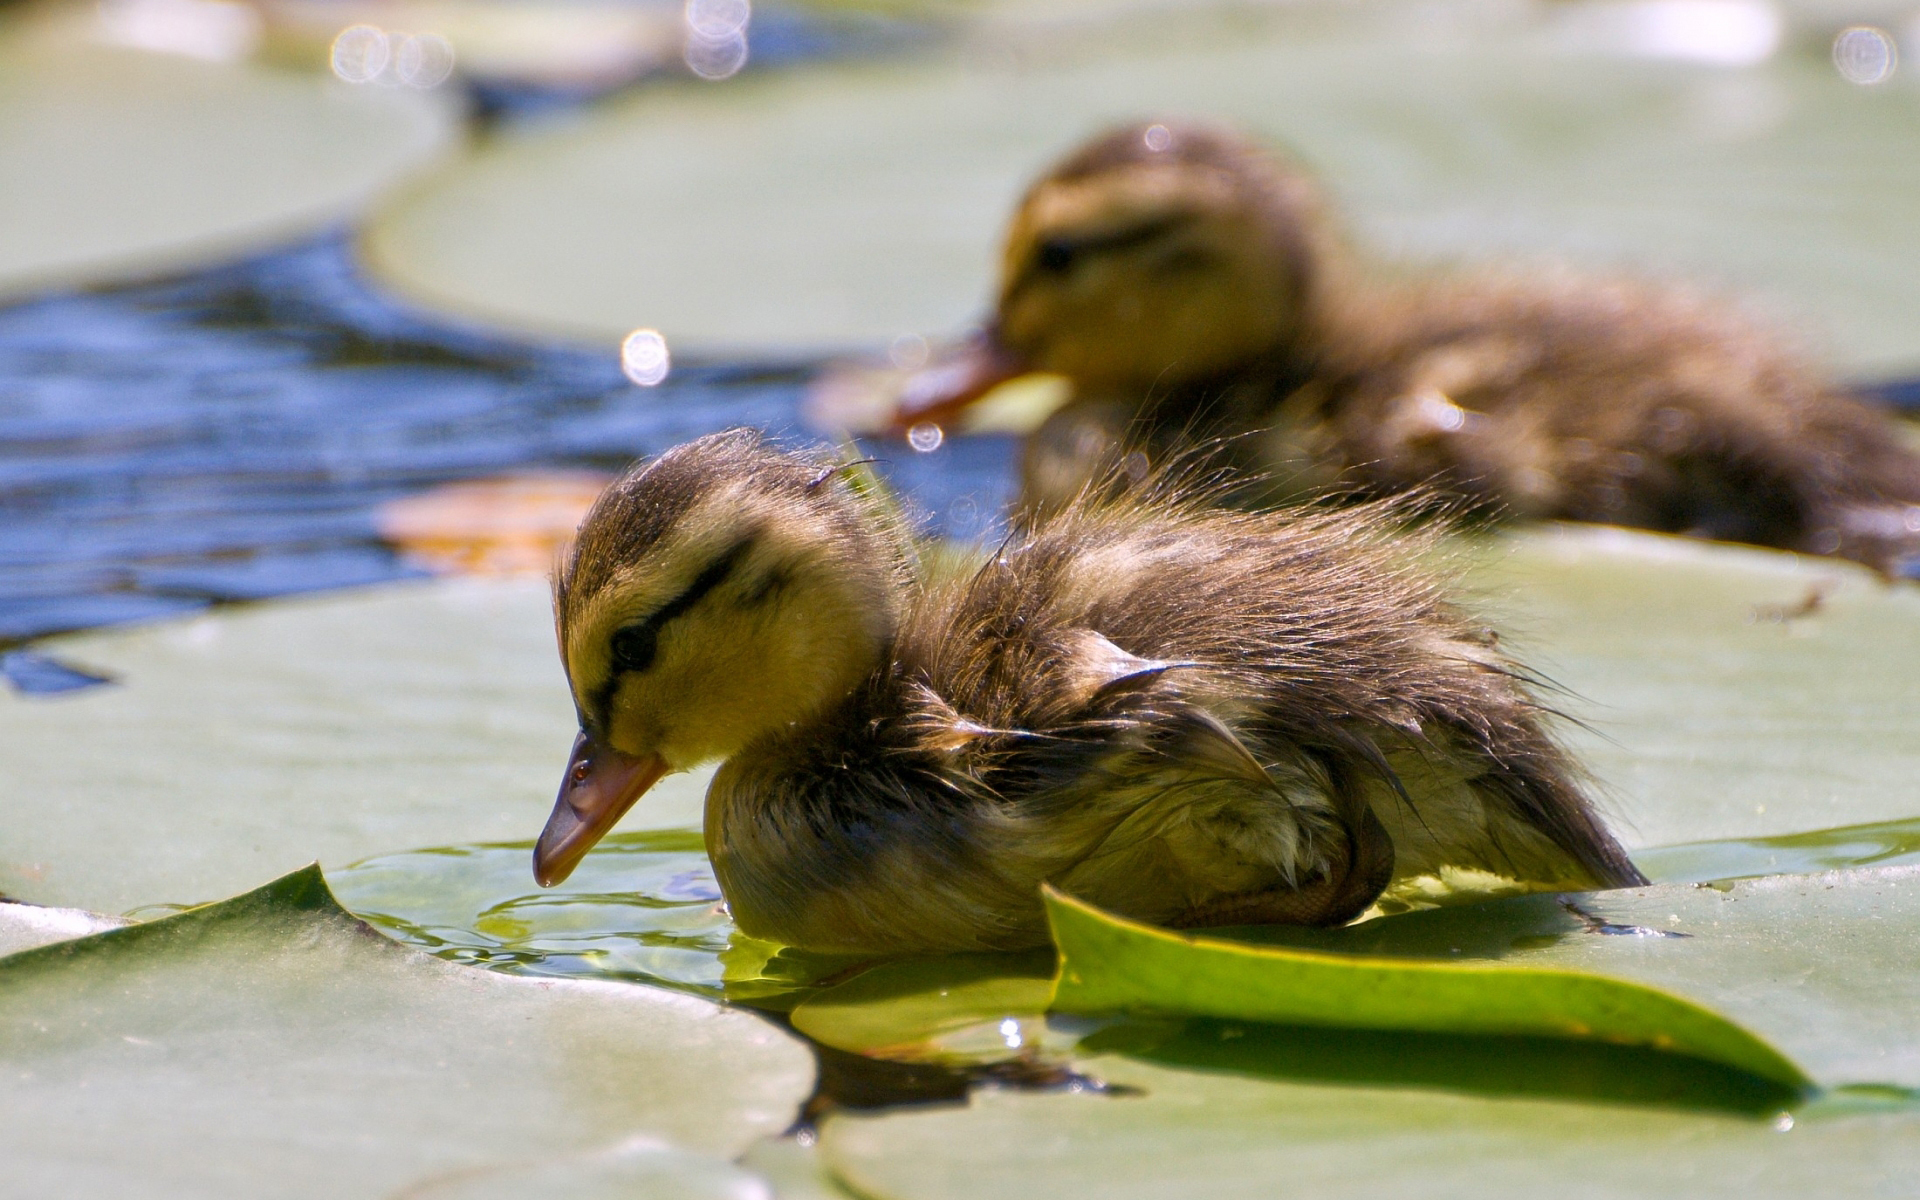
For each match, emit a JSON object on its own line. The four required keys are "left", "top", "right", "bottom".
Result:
{"left": 895, "top": 121, "right": 1920, "bottom": 573}
{"left": 531, "top": 428, "right": 1642, "bottom": 955}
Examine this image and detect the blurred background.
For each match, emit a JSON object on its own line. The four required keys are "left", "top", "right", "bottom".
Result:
{"left": 4, "top": 0, "right": 1918, "bottom": 688}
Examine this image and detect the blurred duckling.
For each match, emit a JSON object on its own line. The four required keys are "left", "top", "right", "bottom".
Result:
{"left": 895, "top": 121, "right": 1920, "bottom": 573}
{"left": 531, "top": 429, "right": 1642, "bottom": 955}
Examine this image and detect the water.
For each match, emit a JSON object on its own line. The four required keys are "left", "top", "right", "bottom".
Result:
{"left": 0, "top": 230, "right": 1016, "bottom": 651}
{"left": 329, "top": 828, "right": 863, "bottom": 1008}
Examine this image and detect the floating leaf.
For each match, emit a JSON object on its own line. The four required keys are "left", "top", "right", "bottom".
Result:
{"left": 819, "top": 1056, "right": 1920, "bottom": 1200}
{"left": 0, "top": 10, "right": 457, "bottom": 297}
{"left": 365, "top": 8, "right": 1920, "bottom": 371}
{"left": 0, "top": 578, "right": 708, "bottom": 913}
{"left": 0, "top": 865, "right": 812, "bottom": 1196}
{"left": 1638, "top": 816, "right": 1920, "bottom": 884}
{"left": 0, "top": 902, "right": 122, "bottom": 958}
{"left": 1470, "top": 527, "right": 1920, "bottom": 850}
{"left": 1043, "top": 886, "right": 1809, "bottom": 1090}
{"left": 1225, "top": 866, "right": 1920, "bottom": 1090}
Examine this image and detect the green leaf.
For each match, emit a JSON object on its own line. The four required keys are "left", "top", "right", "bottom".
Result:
{"left": 364, "top": 9, "right": 1920, "bottom": 370}
{"left": 0, "top": 901, "right": 122, "bottom": 958}
{"left": 1223, "top": 866, "right": 1920, "bottom": 1091}
{"left": 819, "top": 1057, "right": 1920, "bottom": 1200}
{"left": 0, "top": 578, "right": 710, "bottom": 914}
{"left": 1470, "top": 527, "right": 1920, "bottom": 851}
{"left": 1043, "top": 886, "right": 1810, "bottom": 1091}
{"left": 788, "top": 951, "right": 1056, "bottom": 1062}
{"left": 1637, "top": 816, "right": 1920, "bottom": 884}
{"left": 0, "top": 10, "right": 457, "bottom": 297}
{"left": 0, "top": 865, "right": 813, "bottom": 1196}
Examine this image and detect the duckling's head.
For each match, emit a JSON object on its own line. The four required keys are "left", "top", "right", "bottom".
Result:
{"left": 996, "top": 121, "right": 1331, "bottom": 392}
{"left": 533, "top": 429, "right": 906, "bottom": 886}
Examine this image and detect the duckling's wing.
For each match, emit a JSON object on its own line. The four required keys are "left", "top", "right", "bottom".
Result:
{"left": 1046, "top": 664, "right": 1393, "bottom": 930}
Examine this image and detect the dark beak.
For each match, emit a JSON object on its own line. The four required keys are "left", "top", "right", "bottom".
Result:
{"left": 532, "top": 731, "right": 671, "bottom": 887}
{"left": 887, "top": 330, "right": 1031, "bottom": 433}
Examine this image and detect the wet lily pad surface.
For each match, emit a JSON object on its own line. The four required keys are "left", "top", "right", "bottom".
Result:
{"left": 0, "top": 865, "right": 813, "bottom": 1199}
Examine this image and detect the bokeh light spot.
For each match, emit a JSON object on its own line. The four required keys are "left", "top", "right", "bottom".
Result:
{"left": 621, "top": 329, "right": 671, "bottom": 387}
{"left": 396, "top": 33, "right": 457, "bottom": 89}
{"left": 1833, "top": 26, "right": 1897, "bottom": 85}
{"left": 331, "top": 24, "right": 391, "bottom": 84}
{"left": 907, "top": 422, "right": 945, "bottom": 453}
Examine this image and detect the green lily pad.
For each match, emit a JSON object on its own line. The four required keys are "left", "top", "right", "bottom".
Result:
{"left": 0, "top": 864, "right": 813, "bottom": 1196}
{"left": 1470, "top": 526, "right": 1920, "bottom": 849}
{"left": 1638, "top": 816, "right": 1920, "bottom": 883}
{"left": 0, "top": 9, "right": 457, "bottom": 297}
{"left": 0, "top": 578, "right": 706, "bottom": 914}
{"left": 819, "top": 1056, "right": 1920, "bottom": 1200}
{"left": 1225, "top": 866, "right": 1920, "bottom": 1091}
{"left": 365, "top": 6, "right": 1920, "bottom": 370}
{"left": 787, "top": 951, "right": 1057, "bottom": 1062}
{"left": 0, "top": 902, "right": 123, "bottom": 957}
{"left": 1044, "top": 886, "right": 1810, "bottom": 1090}
{"left": 739, "top": 1136, "right": 863, "bottom": 1200}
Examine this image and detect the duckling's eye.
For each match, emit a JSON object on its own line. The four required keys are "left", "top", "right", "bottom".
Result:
{"left": 610, "top": 625, "right": 658, "bottom": 674}
{"left": 1035, "top": 239, "right": 1076, "bottom": 274}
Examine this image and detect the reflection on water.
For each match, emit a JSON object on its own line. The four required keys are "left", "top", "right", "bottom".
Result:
{"left": 330, "top": 827, "right": 859, "bottom": 1006}
{"left": 0, "top": 230, "right": 1015, "bottom": 651}
{"left": 333, "top": 828, "right": 737, "bottom": 995}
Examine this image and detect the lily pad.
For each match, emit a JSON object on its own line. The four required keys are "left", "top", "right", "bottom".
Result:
{"left": 0, "top": 9, "right": 458, "bottom": 297}
{"left": 0, "top": 902, "right": 123, "bottom": 957}
{"left": 1044, "top": 887, "right": 1810, "bottom": 1090}
{"left": 1469, "top": 526, "right": 1920, "bottom": 849}
{"left": 0, "top": 577, "right": 707, "bottom": 914}
{"left": 1637, "top": 815, "right": 1920, "bottom": 884}
{"left": 0, "top": 864, "right": 813, "bottom": 1197}
{"left": 1224, "top": 866, "right": 1920, "bottom": 1090}
{"left": 365, "top": 5, "right": 1920, "bottom": 370}
{"left": 819, "top": 1056, "right": 1920, "bottom": 1200}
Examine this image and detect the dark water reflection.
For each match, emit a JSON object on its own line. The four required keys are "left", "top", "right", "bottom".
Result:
{"left": 0, "top": 231, "right": 1015, "bottom": 650}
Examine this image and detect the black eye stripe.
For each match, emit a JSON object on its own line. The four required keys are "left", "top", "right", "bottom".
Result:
{"left": 608, "top": 537, "right": 754, "bottom": 669}
{"left": 589, "top": 537, "right": 755, "bottom": 732}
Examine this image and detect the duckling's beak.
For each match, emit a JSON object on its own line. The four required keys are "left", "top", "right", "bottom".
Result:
{"left": 887, "top": 330, "right": 1029, "bottom": 433}
{"left": 533, "top": 731, "right": 670, "bottom": 887}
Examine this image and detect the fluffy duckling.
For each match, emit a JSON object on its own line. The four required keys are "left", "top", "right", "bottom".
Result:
{"left": 897, "top": 121, "right": 1920, "bottom": 573}
{"left": 532, "top": 429, "right": 1641, "bottom": 955}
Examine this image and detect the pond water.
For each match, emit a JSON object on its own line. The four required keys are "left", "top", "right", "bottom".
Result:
{"left": 0, "top": 231, "right": 1015, "bottom": 653}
